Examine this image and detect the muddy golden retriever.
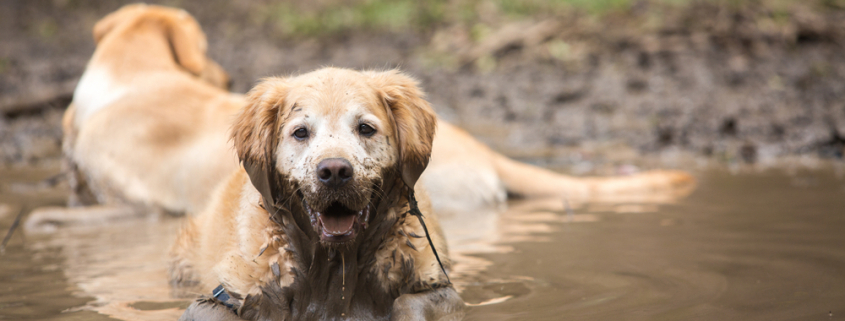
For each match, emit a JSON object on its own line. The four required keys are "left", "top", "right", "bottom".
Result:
{"left": 169, "top": 68, "right": 463, "bottom": 320}
{"left": 26, "top": 4, "right": 242, "bottom": 229}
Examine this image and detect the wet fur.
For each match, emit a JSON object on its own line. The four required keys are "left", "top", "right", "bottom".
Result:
{"left": 169, "top": 68, "right": 463, "bottom": 320}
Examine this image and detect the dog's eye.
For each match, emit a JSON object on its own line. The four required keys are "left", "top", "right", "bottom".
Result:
{"left": 293, "top": 128, "right": 309, "bottom": 140}
{"left": 358, "top": 124, "right": 376, "bottom": 137}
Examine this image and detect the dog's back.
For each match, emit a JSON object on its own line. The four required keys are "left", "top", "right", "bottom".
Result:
{"left": 64, "top": 4, "right": 239, "bottom": 214}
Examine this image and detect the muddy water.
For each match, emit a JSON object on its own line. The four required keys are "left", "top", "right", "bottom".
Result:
{"left": 1, "top": 166, "right": 844, "bottom": 320}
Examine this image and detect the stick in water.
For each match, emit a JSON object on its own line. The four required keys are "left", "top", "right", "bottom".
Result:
{"left": 1, "top": 206, "right": 26, "bottom": 254}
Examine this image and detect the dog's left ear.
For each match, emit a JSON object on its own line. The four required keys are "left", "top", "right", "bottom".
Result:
{"left": 92, "top": 4, "right": 208, "bottom": 76}
{"left": 367, "top": 70, "right": 437, "bottom": 189}
{"left": 92, "top": 4, "right": 146, "bottom": 44}
{"left": 232, "top": 78, "right": 290, "bottom": 207}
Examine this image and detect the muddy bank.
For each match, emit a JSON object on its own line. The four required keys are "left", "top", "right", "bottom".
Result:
{"left": 3, "top": 0, "right": 845, "bottom": 169}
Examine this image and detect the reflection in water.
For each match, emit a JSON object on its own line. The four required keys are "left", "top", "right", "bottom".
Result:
{"left": 29, "top": 217, "right": 188, "bottom": 321}
{"left": 37, "top": 198, "right": 610, "bottom": 318}
{"left": 4, "top": 167, "right": 845, "bottom": 320}
{"left": 441, "top": 195, "right": 672, "bottom": 305}
{"left": 442, "top": 199, "right": 597, "bottom": 288}
{"left": 460, "top": 170, "right": 845, "bottom": 320}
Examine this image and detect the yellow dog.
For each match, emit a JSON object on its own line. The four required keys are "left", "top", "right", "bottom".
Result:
{"left": 27, "top": 4, "right": 240, "bottom": 230}
{"left": 169, "top": 68, "right": 463, "bottom": 320}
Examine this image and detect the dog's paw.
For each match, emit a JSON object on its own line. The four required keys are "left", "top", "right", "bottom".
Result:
{"left": 179, "top": 299, "right": 244, "bottom": 321}
{"left": 391, "top": 288, "right": 465, "bottom": 321}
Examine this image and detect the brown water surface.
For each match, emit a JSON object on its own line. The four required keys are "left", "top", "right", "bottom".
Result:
{"left": 1, "top": 166, "right": 844, "bottom": 320}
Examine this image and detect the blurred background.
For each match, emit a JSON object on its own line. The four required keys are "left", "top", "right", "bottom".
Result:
{"left": 3, "top": 1, "right": 845, "bottom": 320}
{"left": 2, "top": 0, "right": 845, "bottom": 171}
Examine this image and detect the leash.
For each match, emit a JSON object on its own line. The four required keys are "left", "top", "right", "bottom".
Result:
{"left": 406, "top": 189, "right": 450, "bottom": 283}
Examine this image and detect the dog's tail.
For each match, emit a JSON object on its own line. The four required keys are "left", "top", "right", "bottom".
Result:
{"left": 491, "top": 153, "right": 696, "bottom": 202}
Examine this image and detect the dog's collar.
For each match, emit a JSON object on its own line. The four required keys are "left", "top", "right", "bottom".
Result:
{"left": 211, "top": 284, "right": 236, "bottom": 310}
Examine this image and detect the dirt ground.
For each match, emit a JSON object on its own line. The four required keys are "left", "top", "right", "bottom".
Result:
{"left": 3, "top": 0, "right": 845, "bottom": 171}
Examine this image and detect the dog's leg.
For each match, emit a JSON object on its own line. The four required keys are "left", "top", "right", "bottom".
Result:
{"left": 24, "top": 205, "right": 140, "bottom": 233}
{"left": 168, "top": 218, "right": 203, "bottom": 297}
{"left": 65, "top": 161, "right": 100, "bottom": 207}
{"left": 61, "top": 103, "right": 100, "bottom": 207}
{"left": 391, "top": 288, "right": 465, "bottom": 321}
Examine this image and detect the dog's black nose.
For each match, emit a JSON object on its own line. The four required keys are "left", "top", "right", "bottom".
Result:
{"left": 317, "top": 158, "right": 353, "bottom": 188}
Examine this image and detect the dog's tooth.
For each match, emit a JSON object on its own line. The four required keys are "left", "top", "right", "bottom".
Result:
{"left": 361, "top": 205, "right": 371, "bottom": 229}
{"left": 312, "top": 211, "right": 322, "bottom": 228}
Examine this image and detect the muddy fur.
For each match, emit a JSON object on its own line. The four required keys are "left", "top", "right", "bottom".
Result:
{"left": 237, "top": 171, "right": 411, "bottom": 320}
{"left": 175, "top": 168, "right": 460, "bottom": 320}
{"left": 170, "top": 68, "right": 462, "bottom": 320}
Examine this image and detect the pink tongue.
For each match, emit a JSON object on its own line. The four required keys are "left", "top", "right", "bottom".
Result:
{"left": 320, "top": 214, "right": 356, "bottom": 235}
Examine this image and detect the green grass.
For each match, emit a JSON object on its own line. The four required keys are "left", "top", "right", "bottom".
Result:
{"left": 257, "top": 0, "right": 634, "bottom": 37}
{"left": 261, "top": 0, "right": 447, "bottom": 36}
{"left": 255, "top": 0, "right": 835, "bottom": 37}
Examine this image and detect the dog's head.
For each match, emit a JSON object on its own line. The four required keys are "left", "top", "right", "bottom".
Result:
{"left": 232, "top": 68, "right": 436, "bottom": 244}
{"left": 92, "top": 4, "right": 232, "bottom": 89}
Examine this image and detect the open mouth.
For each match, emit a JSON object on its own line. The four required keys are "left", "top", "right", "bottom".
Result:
{"left": 304, "top": 200, "right": 371, "bottom": 243}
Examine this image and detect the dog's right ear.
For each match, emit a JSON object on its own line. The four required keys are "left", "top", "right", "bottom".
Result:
{"left": 232, "top": 78, "right": 290, "bottom": 207}
{"left": 161, "top": 11, "right": 208, "bottom": 76}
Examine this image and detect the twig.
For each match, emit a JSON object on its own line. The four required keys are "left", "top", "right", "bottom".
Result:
{"left": 1, "top": 205, "right": 26, "bottom": 254}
